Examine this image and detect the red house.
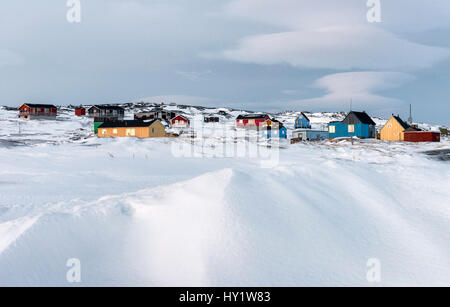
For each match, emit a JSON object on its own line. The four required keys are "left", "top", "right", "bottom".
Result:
{"left": 404, "top": 131, "right": 440, "bottom": 143}
{"left": 171, "top": 115, "right": 190, "bottom": 128}
{"left": 236, "top": 114, "right": 270, "bottom": 128}
{"left": 75, "top": 107, "right": 86, "bottom": 116}
{"left": 19, "top": 103, "right": 57, "bottom": 119}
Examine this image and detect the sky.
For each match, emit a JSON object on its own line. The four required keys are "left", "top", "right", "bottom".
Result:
{"left": 0, "top": 0, "right": 449, "bottom": 125}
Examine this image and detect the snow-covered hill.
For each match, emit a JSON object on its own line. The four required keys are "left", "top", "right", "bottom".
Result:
{"left": 0, "top": 103, "right": 449, "bottom": 286}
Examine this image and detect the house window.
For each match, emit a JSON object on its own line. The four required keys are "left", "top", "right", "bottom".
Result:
{"left": 44, "top": 108, "right": 49, "bottom": 113}
{"left": 126, "top": 129, "right": 136, "bottom": 136}
{"left": 248, "top": 119, "right": 255, "bottom": 125}
{"left": 102, "top": 129, "right": 107, "bottom": 135}
{"left": 348, "top": 125, "right": 355, "bottom": 133}
{"left": 152, "top": 128, "right": 155, "bottom": 133}
{"left": 113, "top": 129, "right": 118, "bottom": 134}
{"left": 329, "top": 126, "right": 336, "bottom": 133}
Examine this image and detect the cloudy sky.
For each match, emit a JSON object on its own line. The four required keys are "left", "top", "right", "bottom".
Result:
{"left": 0, "top": 0, "right": 449, "bottom": 124}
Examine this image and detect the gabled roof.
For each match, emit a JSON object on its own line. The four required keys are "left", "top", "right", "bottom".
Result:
{"left": 23, "top": 103, "right": 57, "bottom": 109}
{"left": 236, "top": 114, "right": 268, "bottom": 120}
{"left": 98, "top": 120, "right": 158, "bottom": 128}
{"left": 392, "top": 115, "right": 410, "bottom": 130}
{"left": 297, "top": 112, "right": 310, "bottom": 122}
{"left": 89, "top": 105, "right": 125, "bottom": 111}
{"left": 342, "top": 111, "right": 376, "bottom": 125}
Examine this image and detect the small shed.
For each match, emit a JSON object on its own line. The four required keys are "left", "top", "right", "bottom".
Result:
{"left": 75, "top": 107, "right": 86, "bottom": 116}
{"left": 294, "top": 112, "right": 311, "bottom": 129}
{"left": 171, "top": 115, "right": 190, "bottom": 128}
{"left": 404, "top": 131, "right": 440, "bottom": 143}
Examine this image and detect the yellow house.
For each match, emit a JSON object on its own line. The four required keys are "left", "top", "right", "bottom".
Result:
{"left": 97, "top": 120, "right": 166, "bottom": 138}
{"left": 380, "top": 115, "right": 410, "bottom": 141}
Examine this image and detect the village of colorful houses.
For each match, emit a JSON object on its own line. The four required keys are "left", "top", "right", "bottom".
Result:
{"left": 16, "top": 102, "right": 445, "bottom": 143}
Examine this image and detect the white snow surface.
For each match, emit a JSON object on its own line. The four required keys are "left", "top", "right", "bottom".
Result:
{"left": 0, "top": 105, "right": 449, "bottom": 286}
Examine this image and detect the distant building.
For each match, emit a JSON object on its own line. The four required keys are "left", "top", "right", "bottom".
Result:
{"left": 19, "top": 103, "right": 57, "bottom": 119}
{"left": 261, "top": 119, "right": 287, "bottom": 139}
{"left": 328, "top": 111, "right": 376, "bottom": 139}
{"left": 380, "top": 115, "right": 418, "bottom": 141}
{"left": 236, "top": 114, "right": 270, "bottom": 129}
{"left": 97, "top": 120, "right": 166, "bottom": 138}
{"left": 88, "top": 105, "right": 125, "bottom": 133}
{"left": 75, "top": 106, "right": 86, "bottom": 116}
{"left": 294, "top": 112, "right": 311, "bottom": 129}
{"left": 291, "top": 129, "right": 328, "bottom": 142}
{"left": 171, "top": 115, "right": 190, "bottom": 128}
{"left": 204, "top": 116, "right": 220, "bottom": 123}
{"left": 88, "top": 105, "right": 125, "bottom": 121}
{"left": 134, "top": 108, "right": 177, "bottom": 121}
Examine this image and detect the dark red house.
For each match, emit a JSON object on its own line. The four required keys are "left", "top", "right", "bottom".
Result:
{"left": 171, "top": 115, "right": 190, "bottom": 128}
{"left": 236, "top": 114, "right": 270, "bottom": 128}
{"left": 404, "top": 131, "right": 440, "bottom": 143}
{"left": 75, "top": 107, "right": 86, "bottom": 116}
{"left": 19, "top": 103, "right": 57, "bottom": 119}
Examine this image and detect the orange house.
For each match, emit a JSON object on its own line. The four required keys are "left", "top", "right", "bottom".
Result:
{"left": 97, "top": 120, "right": 166, "bottom": 138}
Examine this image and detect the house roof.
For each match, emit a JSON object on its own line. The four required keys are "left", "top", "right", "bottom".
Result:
{"left": 98, "top": 120, "right": 158, "bottom": 128}
{"left": 237, "top": 114, "right": 268, "bottom": 120}
{"left": 298, "top": 112, "right": 310, "bottom": 122}
{"left": 89, "top": 105, "right": 125, "bottom": 111}
{"left": 23, "top": 103, "right": 57, "bottom": 109}
{"left": 392, "top": 115, "right": 410, "bottom": 130}
{"left": 172, "top": 115, "right": 189, "bottom": 120}
{"left": 342, "top": 111, "right": 376, "bottom": 125}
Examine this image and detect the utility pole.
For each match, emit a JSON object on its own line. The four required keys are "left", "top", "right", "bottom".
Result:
{"left": 407, "top": 104, "right": 413, "bottom": 125}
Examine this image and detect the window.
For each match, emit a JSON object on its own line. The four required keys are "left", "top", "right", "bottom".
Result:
{"left": 102, "top": 129, "right": 107, "bottom": 135}
{"left": 348, "top": 125, "right": 355, "bottom": 133}
{"left": 329, "top": 126, "right": 335, "bottom": 133}
{"left": 152, "top": 128, "right": 155, "bottom": 133}
{"left": 44, "top": 108, "right": 49, "bottom": 113}
{"left": 248, "top": 119, "right": 255, "bottom": 125}
{"left": 126, "top": 128, "right": 136, "bottom": 136}
{"left": 113, "top": 129, "right": 118, "bottom": 134}
{"left": 239, "top": 120, "right": 243, "bottom": 124}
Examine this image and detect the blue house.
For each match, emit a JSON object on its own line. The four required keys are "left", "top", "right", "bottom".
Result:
{"left": 294, "top": 112, "right": 311, "bottom": 129}
{"left": 261, "top": 119, "right": 287, "bottom": 139}
{"left": 328, "top": 111, "right": 376, "bottom": 138}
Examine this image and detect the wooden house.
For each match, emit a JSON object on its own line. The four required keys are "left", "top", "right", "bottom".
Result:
{"left": 171, "top": 115, "right": 190, "bottom": 128}
{"left": 134, "top": 108, "right": 177, "bottom": 121}
{"left": 261, "top": 119, "right": 287, "bottom": 139}
{"left": 88, "top": 105, "right": 125, "bottom": 121}
{"left": 328, "top": 111, "right": 376, "bottom": 139}
{"left": 236, "top": 114, "right": 270, "bottom": 129}
{"left": 380, "top": 115, "right": 411, "bottom": 141}
{"left": 97, "top": 120, "right": 166, "bottom": 138}
{"left": 292, "top": 129, "right": 328, "bottom": 142}
{"left": 19, "top": 103, "right": 57, "bottom": 119}
{"left": 294, "top": 112, "right": 311, "bottom": 129}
